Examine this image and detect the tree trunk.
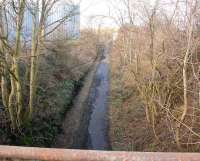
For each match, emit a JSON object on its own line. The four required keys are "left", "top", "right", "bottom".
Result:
{"left": 176, "top": 5, "right": 194, "bottom": 149}
{"left": 13, "top": 0, "right": 25, "bottom": 125}
{"left": 29, "top": 15, "right": 38, "bottom": 120}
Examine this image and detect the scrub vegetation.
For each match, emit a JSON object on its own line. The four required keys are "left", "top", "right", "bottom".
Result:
{"left": 0, "top": 0, "right": 100, "bottom": 146}
{"left": 109, "top": 0, "right": 200, "bottom": 152}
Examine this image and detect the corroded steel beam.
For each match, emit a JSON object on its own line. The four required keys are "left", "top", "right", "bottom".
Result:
{"left": 0, "top": 145, "right": 200, "bottom": 161}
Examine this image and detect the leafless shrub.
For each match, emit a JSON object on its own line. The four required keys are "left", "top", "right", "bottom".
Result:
{"left": 111, "top": 0, "right": 200, "bottom": 151}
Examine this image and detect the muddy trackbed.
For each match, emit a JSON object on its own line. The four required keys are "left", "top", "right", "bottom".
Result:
{"left": 54, "top": 44, "right": 110, "bottom": 150}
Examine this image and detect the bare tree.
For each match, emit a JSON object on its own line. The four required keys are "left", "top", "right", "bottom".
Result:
{"left": 0, "top": 0, "right": 79, "bottom": 130}
{"left": 176, "top": 0, "right": 198, "bottom": 150}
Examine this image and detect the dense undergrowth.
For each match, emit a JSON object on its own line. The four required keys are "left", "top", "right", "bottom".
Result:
{"left": 109, "top": 1, "right": 200, "bottom": 151}
{"left": 0, "top": 29, "right": 99, "bottom": 147}
{"left": 0, "top": 79, "right": 76, "bottom": 147}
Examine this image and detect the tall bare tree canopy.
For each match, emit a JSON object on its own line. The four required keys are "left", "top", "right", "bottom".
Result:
{"left": 0, "top": 0, "right": 79, "bottom": 130}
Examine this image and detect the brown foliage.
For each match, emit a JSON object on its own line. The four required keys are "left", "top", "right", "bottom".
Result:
{"left": 110, "top": 2, "right": 200, "bottom": 151}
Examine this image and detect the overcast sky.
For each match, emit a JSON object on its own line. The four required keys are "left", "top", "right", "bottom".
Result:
{"left": 79, "top": 0, "right": 159, "bottom": 28}
{"left": 78, "top": 0, "right": 185, "bottom": 29}
{"left": 80, "top": 0, "right": 109, "bottom": 28}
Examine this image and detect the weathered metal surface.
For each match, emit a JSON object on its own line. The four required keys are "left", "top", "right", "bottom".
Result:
{"left": 0, "top": 145, "right": 200, "bottom": 161}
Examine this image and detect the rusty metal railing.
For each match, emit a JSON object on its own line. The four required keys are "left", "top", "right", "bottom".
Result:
{"left": 1, "top": 145, "right": 200, "bottom": 161}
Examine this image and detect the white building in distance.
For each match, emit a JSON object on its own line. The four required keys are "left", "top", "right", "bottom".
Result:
{"left": 46, "top": 1, "right": 80, "bottom": 40}
{"left": 5, "top": 0, "right": 80, "bottom": 43}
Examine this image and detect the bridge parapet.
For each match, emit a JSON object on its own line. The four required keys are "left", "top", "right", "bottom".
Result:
{"left": 0, "top": 145, "right": 200, "bottom": 161}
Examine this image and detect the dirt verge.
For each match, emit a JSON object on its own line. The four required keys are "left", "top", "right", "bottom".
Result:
{"left": 54, "top": 55, "right": 102, "bottom": 149}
